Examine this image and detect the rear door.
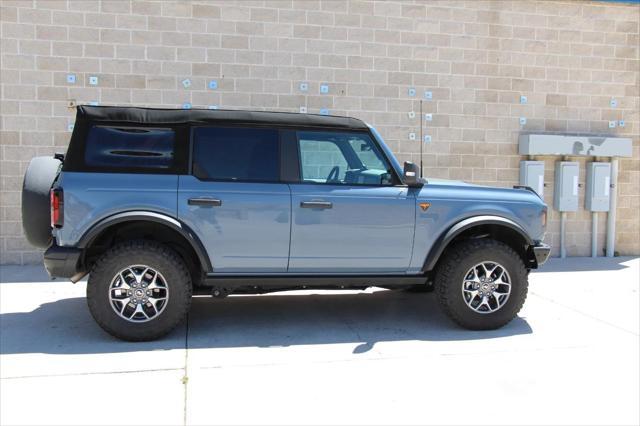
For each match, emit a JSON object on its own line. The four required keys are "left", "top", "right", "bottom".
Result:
{"left": 178, "top": 126, "right": 291, "bottom": 273}
{"left": 288, "top": 130, "right": 415, "bottom": 273}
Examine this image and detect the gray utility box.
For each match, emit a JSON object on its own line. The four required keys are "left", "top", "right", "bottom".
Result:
{"left": 554, "top": 162, "right": 579, "bottom": 211}
{"left": 585, "top": 162, "right": 611, "bottom": 212}
{"left": 519, "top": 161, "right": 545, "bottom": 196}
{"left": 519, "top": 134, "right": 632, "bottom": 157}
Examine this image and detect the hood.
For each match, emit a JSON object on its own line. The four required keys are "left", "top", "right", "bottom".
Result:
{"left": 418, "top": 178, "right": 545, "bottom": 206}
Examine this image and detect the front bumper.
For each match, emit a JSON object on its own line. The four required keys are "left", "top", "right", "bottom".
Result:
{"left": 44, "top": 244, "right": 83, "bottom": 281}
{"left": 532, "top": 242, "right": 551, "bottom": 266}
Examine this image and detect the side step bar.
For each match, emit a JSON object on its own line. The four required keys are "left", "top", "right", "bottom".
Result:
{"left": 202, "top": 274, "right": 428, "bottom": 288}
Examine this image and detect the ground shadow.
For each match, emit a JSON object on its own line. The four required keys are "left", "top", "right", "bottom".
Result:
{"left": 0, "top": 290, "right": 532, "bottom": 356}
{"left": 0, "top": 265, "right": 90, "bottom": 284}
{"left": 0, "top": 265, "right": 54, "bottom": 284}
{"left": 534, "top": 256, "right": 637, "bottom": 273}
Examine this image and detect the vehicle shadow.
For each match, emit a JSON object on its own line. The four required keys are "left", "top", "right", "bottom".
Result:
{"left": 0, "top": 265, "right": 55, "bottom": 284}
{"left": 534, "top": 256, "right": 636, "bottom": 273}
{"left": 0, "top": 290, "right": 532, "bottom": 356}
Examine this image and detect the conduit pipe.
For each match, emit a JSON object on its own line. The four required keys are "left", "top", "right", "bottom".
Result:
{"left": 606, "top": 157, "right": 619, "bottom": 257}
{"left": 591, "top": 212, "right": 597, "bottom": 258}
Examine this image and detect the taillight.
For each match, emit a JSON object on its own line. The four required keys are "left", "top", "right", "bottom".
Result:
{"left": 50, "top": 188, "right": 63, "bottom": 228}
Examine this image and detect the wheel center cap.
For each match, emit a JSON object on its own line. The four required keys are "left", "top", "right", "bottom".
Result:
{"left": 134, "top": 289, "right": 144, "bottom": 298}
{"left": 482, "top": 284, "right": 490, "bottom": 291}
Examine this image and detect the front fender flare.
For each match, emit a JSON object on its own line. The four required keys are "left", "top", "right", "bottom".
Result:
{"left": 422, "top": 215, "right": 533, "bottom": 272}
{"left": 78, "top": 210, "right": 212, "bottom": 272}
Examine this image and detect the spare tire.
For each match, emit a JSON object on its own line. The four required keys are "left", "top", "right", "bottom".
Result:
{"left": 22, "top": 156, "right": 61, "bottom": 249}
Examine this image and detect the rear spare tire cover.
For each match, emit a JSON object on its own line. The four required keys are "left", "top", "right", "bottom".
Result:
{"left": 22, "top": 156, "right": 61, "bottom": 249}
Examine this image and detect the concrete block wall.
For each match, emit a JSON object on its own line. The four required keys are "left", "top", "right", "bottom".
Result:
{"left": 1, "top": 0, "right": 639, "bottom": 264}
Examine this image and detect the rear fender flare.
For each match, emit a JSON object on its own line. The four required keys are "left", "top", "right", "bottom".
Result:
{"left": 78, "top": 211, "right": 212, "bottom": 272}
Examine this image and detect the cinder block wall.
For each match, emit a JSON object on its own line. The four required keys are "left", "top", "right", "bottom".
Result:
{"left": 1, "top": 0, "right": 638, "bottom": 264}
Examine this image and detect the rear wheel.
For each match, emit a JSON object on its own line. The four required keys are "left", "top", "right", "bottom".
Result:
{"left": 87, "top": 240, "right": 192, "bottom": 341}
{"left": 435, "top": 239, "right": 528, "bottom": 330}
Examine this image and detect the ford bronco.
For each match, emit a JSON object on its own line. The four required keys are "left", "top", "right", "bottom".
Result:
{"left": 22, "top": 106, "right": 550, "bottom": 341}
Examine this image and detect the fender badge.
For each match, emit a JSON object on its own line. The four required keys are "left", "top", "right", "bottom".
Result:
{"left": 419, "top": 202, "right": 431, "bottom": 212}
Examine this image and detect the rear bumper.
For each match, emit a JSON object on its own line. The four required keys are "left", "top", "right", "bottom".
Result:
{"left": 44, "top": 244, "right": 83, "bottom": 280}
{"left": 532, "top": 242, "right": 551, "bottom": 266}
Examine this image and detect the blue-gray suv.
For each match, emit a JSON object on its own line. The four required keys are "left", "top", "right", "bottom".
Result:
{"left": 22, "top": 106, "right": 550, "bottom": 341}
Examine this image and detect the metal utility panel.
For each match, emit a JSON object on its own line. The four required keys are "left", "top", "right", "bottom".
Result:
{"left": 554, "top": 162, "right": 579, "bottom": 211}
{"left": 519, "top": 161, "right": 545, "bottom": 196}
{"left": 519, "top": 134, "right": 632, "bottom": 157}
{"left": 585, "top": 162, "right": 611, "bottom": 212}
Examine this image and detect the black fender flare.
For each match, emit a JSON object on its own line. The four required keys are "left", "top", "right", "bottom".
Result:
{"left": 78, "top": 211, "right": 212, "bottom": 272}
{"left": 422, "top": 215, "right": 533, "bottom": 272}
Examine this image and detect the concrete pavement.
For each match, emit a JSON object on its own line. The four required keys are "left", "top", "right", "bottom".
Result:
{"left": 1, "top": 257, "right": 638, "bottom": 425}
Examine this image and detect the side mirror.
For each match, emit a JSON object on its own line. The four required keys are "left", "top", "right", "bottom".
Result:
{"left": 403, "top": 161, "right": 421, "bottom": 187}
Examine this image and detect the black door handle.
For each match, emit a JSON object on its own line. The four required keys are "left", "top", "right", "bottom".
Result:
{"left": 188, "top": 197, "right": 222, "bottom": 207}
{"left": 300, "top": 201, "right": 333, "bottom": 209}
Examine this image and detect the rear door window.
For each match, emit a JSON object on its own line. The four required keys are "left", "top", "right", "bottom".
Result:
{"left": 84, "top": 126, "right": 175, "bottom": 170}
{"left": 192, "top": 127, "right": 279, "bottom": 182}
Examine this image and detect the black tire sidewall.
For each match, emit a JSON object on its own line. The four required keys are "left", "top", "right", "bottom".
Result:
{"left": 87, "top": 241, "right": 192, "bottom": 341}
{"left": 436, "top": 240, "right": 528, "bottom": 330}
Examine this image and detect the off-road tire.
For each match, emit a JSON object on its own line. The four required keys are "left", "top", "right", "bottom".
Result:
{"left": 87, "top": 240, "right": 192, "bottom": 341}
{"left": 435, "top": 239, "right": 528, "bottom": 330}
{"left": 21, "top": 156, "right": 61, "bottom": 248}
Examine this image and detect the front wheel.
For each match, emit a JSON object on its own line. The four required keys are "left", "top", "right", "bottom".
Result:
{"left": 87, "top": 240, "right": 192, "bottom": 341}
{"left": 435, "top": 239, "right": 528, "bottom": 330}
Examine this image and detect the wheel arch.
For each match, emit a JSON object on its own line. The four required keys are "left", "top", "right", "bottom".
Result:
{"left": 422, "top": 215, "right": 534, "bottom": 272}
{"left": 78, "top": 211, "right": 212, "bottom": 278}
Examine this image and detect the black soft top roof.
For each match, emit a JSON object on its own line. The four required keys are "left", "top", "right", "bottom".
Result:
{"left": 64, "top": 105, "right": 370, "bottom": 172}
{"left": 76, "top": 105, "right": 368, "bottom": 130}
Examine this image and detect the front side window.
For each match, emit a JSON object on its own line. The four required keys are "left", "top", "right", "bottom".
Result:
{"left": 192, "top": 127, "right": 279, "bottom": 182}
{"left": 84, "top": 126, "right": 175, "bottom": 169}
{"left": 297, "top": 131, "right": 393, "bottom": 186}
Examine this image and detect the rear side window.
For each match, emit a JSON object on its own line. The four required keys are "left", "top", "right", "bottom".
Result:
{"left": 85, "top": 126, "right": 175, "bottom": 169}
{"left": 192, "top": 127, "right": 279, "bottom": 182}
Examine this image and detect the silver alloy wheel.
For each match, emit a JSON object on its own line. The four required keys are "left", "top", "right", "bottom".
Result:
{"left": 461, "top": 261, "right": 511, "bottom": 314}
{"left": 109, "top": 265, "right": 169, "bottom": 323}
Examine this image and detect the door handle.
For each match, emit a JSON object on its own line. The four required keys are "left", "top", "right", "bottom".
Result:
{"left": 300, "top": 201, "right": 333, "bottom": 209}
{"left": 188, "top": 197, "right": 222, "bottom": 207}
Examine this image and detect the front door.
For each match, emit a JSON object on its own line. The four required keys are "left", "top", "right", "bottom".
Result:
{"left": 178, "top": 126, "right": 290, "bottom": 273}
{"left": 288, "top": 130, "right": 415, "bottom": 273}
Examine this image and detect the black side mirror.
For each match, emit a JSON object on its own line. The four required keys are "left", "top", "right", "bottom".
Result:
{"left": 403, "top": 161, "right": 421, "bottom": 187}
